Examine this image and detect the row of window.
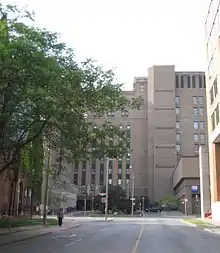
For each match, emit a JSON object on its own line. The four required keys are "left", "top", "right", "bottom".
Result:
{"left": 176, "top": 121, "right": 205, "bottom": 130}
{"left": 73, "top": 158, "right": 131, "bottom": 186}
{"left": 175, "top": 107, "right": 205, "bottom": 116}
{"left": 176, "top": 144, "right": 201, "bottom": 153}
{"left": 176, "top": 133, "right": 205, "bottom": 143}
{"left": 175, "top": 96, "right": 204, "bottom": 106}
{"left": 175, "top": 75, "right": 205, "bottom": 89}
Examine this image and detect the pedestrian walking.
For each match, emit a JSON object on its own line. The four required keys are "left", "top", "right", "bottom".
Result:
{"left": 57, "top": 208, "right": 64, "bottom": 227}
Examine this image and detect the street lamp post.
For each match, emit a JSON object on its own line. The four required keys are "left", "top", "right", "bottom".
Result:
{"left": 43, "top": 147, "right": 51, "bottom": 227}
{"left": 105, "top": 158, "right": 109, "bottom": 221}
{"left": 131, "top": 166, "right": 135, "bottom": 216}
{"left": 142, "top": 196, "right": 145, "bottom": 216}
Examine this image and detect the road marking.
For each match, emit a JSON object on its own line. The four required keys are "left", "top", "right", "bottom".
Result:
{"left": 52, "top": 233, "right": 76, "bottom": 239}
{"left": 65, "top": 239, "right": 82, "bottom": 247}
{"left": 132, "top": 224, "right": 145, "bottom": 253}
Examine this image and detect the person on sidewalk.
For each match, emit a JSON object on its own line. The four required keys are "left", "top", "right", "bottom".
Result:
{"left": 57, "top": 208, "right": 64, "bottom": 227}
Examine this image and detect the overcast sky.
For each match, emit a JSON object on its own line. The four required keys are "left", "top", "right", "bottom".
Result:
{"left": 2, "top": 0, "right": 210, "bottom": 90}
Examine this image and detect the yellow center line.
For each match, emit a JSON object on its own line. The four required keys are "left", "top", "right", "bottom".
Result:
{"left": 132, "top": 224, "right": 145, "bottom": 253}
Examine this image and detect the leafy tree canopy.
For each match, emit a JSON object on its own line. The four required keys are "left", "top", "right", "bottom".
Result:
{"left": 0, "top": 4, "right": 140, "bottom": 175}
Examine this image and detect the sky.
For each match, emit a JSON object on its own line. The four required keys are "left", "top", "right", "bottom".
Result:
{"left": 2, "top": 0, "right": 210, "bottom": 90}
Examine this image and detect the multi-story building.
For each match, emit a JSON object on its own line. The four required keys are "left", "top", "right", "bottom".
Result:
{"left": 56, "top": 65, "right": 207, "bottom": 210}
{"left": 205, "top": 0, "right": 220, "bottom": 220}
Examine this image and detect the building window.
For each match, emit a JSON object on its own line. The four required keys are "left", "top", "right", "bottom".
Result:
{"left": 214, "top": 78, "right": 218, "bottom": 97}
{"left": 175, "top": 96, "right": 180, "bottom": 106}
{"left": 176, "top": 75, "right": 179, "bottom": 88}
{"left": 199, "top": 75, "right": 203, "bottom": 88}
{"left": 100, "top": 162, "right": 104, "bottom": 185}
{"left": 210, "top": 86, "right": 214, "bottom": 104}
{"left": 194, "top": 145, "right": 199, "bottom": 152}
{"left": 198, "top": 96, "right": 204, "bottom": 105}
{"left": 118, "top": 179, "right": 122, "bottom": 185}
{"left": 187, "top": 76, "right": 191, "bottom": 88}
{"left": 194, "top": 134, "right": 199, "bottom": 142}
{"left": 199, "top": 107, "right": 204, "bottom": 116}
{"left": 180, "top": 76, "right": 184, "bottom": 88}
{"left": 192, "top": 76, "right": 196, "bottom": 88}
{"left": 119, "top": 125, "right": 123, "bottom": 129}
{"left": 74, "top": 161, "right": 79, "bottom": 173}
{"left": 194, "top": 121, "right": 199, "bottom": 130}
{"left": 200, "top": 121, "right": 205, "bottom": 130}
{"left": 193, "top": 96, "right": 197, "bottom": 105}
{"left": 176, "top": 107, "right": 180, "bottom": 115}
{"left": 176, "top": 134, "right": 181, "bottom": 142}
{"left": 212, "top": 113, "right": 215, "bottom": 131}
{"left": 109, "top": 179, "right": 112, "bottom": 184}
{"left": 74, "top": 173, "right": 78, "bottom": 185}
{"left": 203, "top": 76, "right": 206, "bottom": 88}
{"left": 140, "top": 84, "right": 144, "bottom": 93}
{"left": 193, "top": 108, "right": 198, "bottom": 115}
{"left": 176, "top": 144, "right": 181, "bottom": 152}
{"left": 91, "top": 174, "right": 96, "bottom": 185}
{"left": 200, "top": 134, "right": 205, "bottom": 143}
{"left": 216, "top": 104, "right": 220, "bottom": 125}
{"left": 176, "top": 121, "right": 180, "bottom": 129}
{"left": 121, "top": 110, "right": 129, "bottom": 117}
{"left": 126, "top": 125, "right": 131, "bottom": 129}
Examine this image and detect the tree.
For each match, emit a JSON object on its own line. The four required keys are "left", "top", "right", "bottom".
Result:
{"left": 94, "top": 185, "right": 127, "bottom": 213}
{"left": 0, "top": 4, "right": 140, "bottom": 178}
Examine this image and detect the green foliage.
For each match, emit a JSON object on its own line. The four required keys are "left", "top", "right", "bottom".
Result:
{"left": 159, "top": 195, "right": 179, "bottom": 208}
{"left": 94, "top": 185, "right": 128, "bottom": 213}
{"left": 0, "top": 4, "right": 140, "bottom": 179}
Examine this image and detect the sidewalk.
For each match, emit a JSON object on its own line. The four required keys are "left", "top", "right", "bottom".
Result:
{"left": 0, "top": 221, "right": 80, "bottom": 246}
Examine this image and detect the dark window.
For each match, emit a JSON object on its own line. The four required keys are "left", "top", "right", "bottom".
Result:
{"left": 126, "top": 174, "right": 130, "bottom": 180}
{"left": 118, "top": 173, "right": 122, "bottom": 179}
{"left": 180, "top": 76, "right": 184, "bottom": 88}
{"left": 74, "top": 161, "right": 79, "bottom": 173}
{"left": 203, "top": 76, "right": 206, "bottom": 88}
{"left": 91, "top": 174, "right": 96, "bottom": 185}
{"left": 81, "top": 161, "right": 86, "bottom": 185}
{"left": 214, "top": 78, "right": 218, "bottom": 97}
{"left": 210, "top": 86, "right": 214, "bottom": 104}
{"left": 212, "top": 112, "right": 215, "bottom": 131}
{"left": 74, "top": 173, "right": 78, "bottom": 185}
{"left": 176, "top": 75, "right": 179, "bottom": 88}
{"left": 100, "top": 162, "right": 104, "bottom": 185}
{"left": 216, "top": 104, "right": 219, "bottom": 125}
{"left": 187, "top": 76, "right": 191, "bottom": 88}
{"left": 192, "top": 76, "right": 196, "bottom": 88}
{"left": 199, "top": 75, "right": 203, "bottom": 88}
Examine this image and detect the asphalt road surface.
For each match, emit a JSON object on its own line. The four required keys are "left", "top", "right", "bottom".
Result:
{"left": 1, "top": 217, "right": 220, "bottom": 253}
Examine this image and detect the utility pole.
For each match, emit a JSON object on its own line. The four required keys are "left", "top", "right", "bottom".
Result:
{"left": 142, "top": 196, "right": 145, "bottom": 216}
{"left": 43, "top": 148, "right": 50, "bottom": 227}
{"left": 92, "top": 196, "right": 95, "bottom": 215}
{"left": 105, "top": 158, "right": 109, "bottom": 221}
{"left": 131, "top": 166, "right": 135, "bottom": 216}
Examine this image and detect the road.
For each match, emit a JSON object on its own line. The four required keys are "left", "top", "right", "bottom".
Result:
{"left": 1, "top": 217, "right": 220, "bottom": 253}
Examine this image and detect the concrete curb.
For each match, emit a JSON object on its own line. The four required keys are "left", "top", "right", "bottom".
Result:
{"left": 181, "top": 219, "right": 220, "bottom": 234}
{"left": 0, "top": 224, "right": 81, "bottom": 246}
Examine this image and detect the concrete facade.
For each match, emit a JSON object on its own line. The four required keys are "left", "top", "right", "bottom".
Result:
{"left": 205, "top": 0, "right": 220, "bottom": 220}
{"left": 172, "top": 157, "right": 201, "bottom": 215}
{"left": 51, "top": 66, "right": 207, "bottom": 206}
{"left": 199, "top": 146, "right": 211, "bottom": 218}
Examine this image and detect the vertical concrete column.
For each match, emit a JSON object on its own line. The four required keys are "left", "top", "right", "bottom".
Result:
{"left": 199, "top": 146, "right": 211, "bottom": 218}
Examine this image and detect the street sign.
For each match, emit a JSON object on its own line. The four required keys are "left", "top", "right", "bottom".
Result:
{"left": 130, "top": 198, "right": 136, "bottom": 201}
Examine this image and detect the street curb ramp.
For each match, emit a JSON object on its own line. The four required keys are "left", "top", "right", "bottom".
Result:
{"left": 0, "top": 224, "right": 81, "bottom": 246}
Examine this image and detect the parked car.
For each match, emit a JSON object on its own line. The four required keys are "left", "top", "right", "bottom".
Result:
{"left": 145, "top": 206, "right": 162, "bottom": 212}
